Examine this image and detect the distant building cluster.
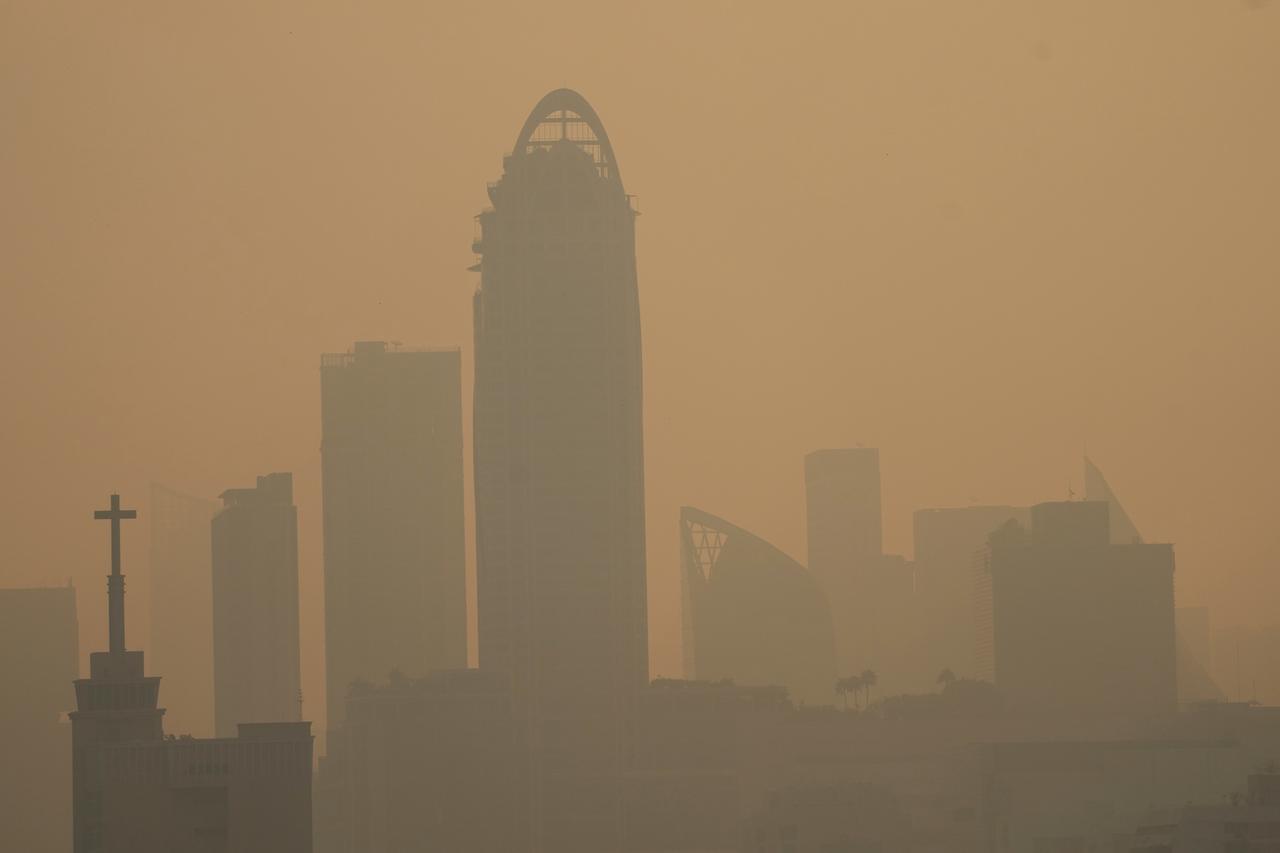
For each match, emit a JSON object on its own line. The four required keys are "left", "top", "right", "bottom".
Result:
{"left": 5, "top": 88, "right": 1280, "bottom": 853}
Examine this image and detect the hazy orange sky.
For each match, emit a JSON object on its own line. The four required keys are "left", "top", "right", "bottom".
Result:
{"left": 3, "top": 2, "right": 1277, "bottom": 737}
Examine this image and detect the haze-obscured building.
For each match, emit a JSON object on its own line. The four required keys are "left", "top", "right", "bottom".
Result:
{"left": 626, "top": 678, "right": 990, "bottom": 853}
{"left": 805, "top": 448, "right": 883, "bottom": 579}
{"left": 320, "top": 341, "right": 466, "bottom": 731}
{"left": 679, "top": 506, "right": 837, "bottom": 706}
{"left": 980, "top": 501, "right": 1176, "bottom": 716}
{"left": 0, "top": 585, "right": 78, "bottom": 853}
{"left": 914, "top": 505, "right": 1028, "bottom": 682}
{"left": 626, "top": 679, "right": 791, "bottom": 853}
{"left": 978, "top": 739, "right": 1257, "bottom": 853}
{"left": 472, "top": 89, "right": 648, "bottom": 851}
{"left": 148, "top": 483, "right": 217, "bottom": 736}
{"left": 211, "top": 472, "right": 300, "bottom": 737}
{"left": 1212, "top": 624, "right": 1280, "bottom": 705}
{"left": 1117, "top": 771, "right": 1280, "bottom": 853}
{"left": 317, "top": 669, "right": 523, "bottom": 853}
{"left": 804, "top": 448, "right": 916, "bottom": 687}
{"left": 1176, "top": 606, "right": 1226, "bottom": 704}
{"left": 749, "top": 781, "right": 911, "bottom": 853}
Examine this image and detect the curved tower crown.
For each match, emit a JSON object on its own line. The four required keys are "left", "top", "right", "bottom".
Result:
{"left": 511, "top": 88, "right": 622, "bottom": 185}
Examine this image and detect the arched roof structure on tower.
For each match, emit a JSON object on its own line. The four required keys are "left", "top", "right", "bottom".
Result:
{"left": 512, "top": 88, "right": 622, "bottom": 185}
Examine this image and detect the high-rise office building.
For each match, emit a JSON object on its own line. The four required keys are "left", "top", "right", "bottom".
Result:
{"left": 148, "top": 483, "right": 217, "bottom": 736}
{"left": 0, "top": 586, "right": 78, "bottom": 853}
{"left": 804, "top": 448, "right": 883, "bottom": 582}
{"left": 211, "top": 473, "right": 300, "bottom": 737}
{"left": 804, "top": 448, "right": 912, "bottom": 685}
{"left": 73, "top": 494, "right": 312, "bottom": 853}
{"left": 680, "top": 506, "right": 836, "bottom": 706}
{"left": 472, "top": 89, "right": 648, "bottom": 852}
{"left": 913, "top": 505, "right": 1029, "bottom": 680}
{"left": 982, "top": 500, "right": 1176, "bottom": 716}
{"left": 320, "top": 341, "right": 466, "bottom": 730}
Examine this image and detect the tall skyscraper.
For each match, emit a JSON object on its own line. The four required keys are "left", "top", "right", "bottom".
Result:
{"left": 320, "top": 341, "right": 466, "bottom": 731}
{"left": 0, "top": 585, "right": 77, "bottom": 853}
{"left": 211, "top": 473, "right": 301, "bottom": 737}
{"left": 73, "top": 494, "right": 313, "bottom": 853}
{"left": 148, "top": 482, "right": 217, "bottom": 736}
{"left": 472, "top": 89, "right": 648, "bottom": 852}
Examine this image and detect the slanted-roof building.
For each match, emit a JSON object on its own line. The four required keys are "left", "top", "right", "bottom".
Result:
{"left": 1084, "top": 455, "right": 1143, "bottom": 545}
{"left": 681, "top": 506, "right": 837, "bottom": 706}
{"left": 1176, "top": 606, "right": 1226, "bottom": 704}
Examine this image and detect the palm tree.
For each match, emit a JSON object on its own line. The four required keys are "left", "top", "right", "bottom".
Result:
{"left": 937, "top": 668, "right": 957, "bottom": 691}
{"left": 859, "top": 669, "right": 878, "bottom": 708}
{"left": 836, "top": 675, "right": 864, "bottom": 710}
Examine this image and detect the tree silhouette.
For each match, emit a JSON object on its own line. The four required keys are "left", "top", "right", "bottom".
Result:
{"left": 836, "top": 675, "right": 865, "bottom": 710}
{"left": 859, "top": 670, "right": 878, "bottom": 708}
{"left": 937, "top": 668, "right": 957, "bottom": 691}
{"left": 835, "top": 677, "right": 851, "bottom": 710}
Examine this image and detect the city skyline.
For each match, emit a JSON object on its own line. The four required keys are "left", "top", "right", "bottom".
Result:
{"left": 3, "top": 0, "right": 1278, "bottom": 764}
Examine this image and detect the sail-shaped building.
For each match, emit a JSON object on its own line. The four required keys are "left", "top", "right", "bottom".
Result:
{"left": 1083, "top": 456, "right": 1143, "bottom": 545}
{"left": 681, "top": 506, "right": 837, "bottom": 707}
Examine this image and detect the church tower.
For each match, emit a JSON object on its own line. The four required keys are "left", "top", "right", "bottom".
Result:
{"left": 70, "top": 494, "right": 166, "bottom": 852}
{"left": 69, "top": 493, "right": 314, "bottom": 853}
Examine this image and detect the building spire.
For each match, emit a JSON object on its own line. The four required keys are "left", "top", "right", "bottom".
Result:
{"left": 94, "top": 493, "right": 137, "bottom": 654}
